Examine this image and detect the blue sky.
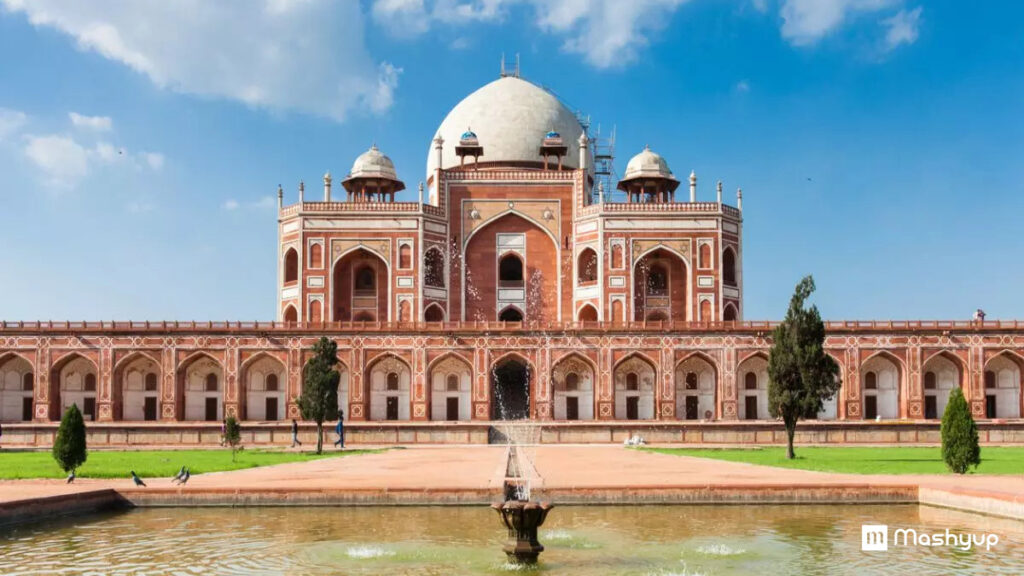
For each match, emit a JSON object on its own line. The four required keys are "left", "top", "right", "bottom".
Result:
{"left": 0, "top": 0, "right": 1021, "bottom": 321}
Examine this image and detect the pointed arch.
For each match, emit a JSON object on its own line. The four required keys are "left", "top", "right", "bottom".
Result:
{"left": 0, "top": 352, "right": 35, "bottom": 422}
{"left": 613, "top": 352, "right": 657, "bottom": 420}
{"left": 723, "top": 302, "right": 738, "bottom": 322}
{"left": 498, "top": 305, "right": 524, "bottom": 322}
{"left": 113, "top": 351, "right": 162, "bottom": 421}
{"left": 424, "top": 246, "right": 445, "bottom": 288}
{"left": 736, "top": 352, "right": 769, "bottom": 420}
{"left": 722, "top": 246, "right": 737, "bottom": 287}
{"left": 490, "top": 351, "right": 535, "bottom": 420}
{"left": 423, "top": 303, "right": 446, "bottom": 322}
{"left": 551, "top": 352, "right": 596, "bottom": 421}
{"left": 284, "top": 247, "right": 299, "bottom": 283}
{"left": 576, "top": 303, "right": 598, "bottom": 322}
{"left": 632, "top": 245, "right": 690, "bottom": 322}
{"left": 577, "top": 247, "right": 598, "bottom": 286}
{"left": 428, "top": 352, "right": 473, "bottom": 421}
{"left": 332, "top": 245, "right": 391, "bottom": 322}
{"left": 177, "top": 351, "right": 224, "bottom": 422}
{"left": 984, "top": 350, "right": 1023, "bottom": 418}
{"left": 282, "top": 304, "right": 298, "bottom": 323}
{"left": 50, "top": 352, "right": 99, "bottom": 422}
{"left": 366, "top": 353, "right": 412, "bottom": 421}
{"left": 675, "top": 351, "right": 718, "bottom": 420}
{"left": 240, "top": 352, "right": 287, "bottom": 421}
{"left": 860, "top": 350, "right": 903, "bottom": 420}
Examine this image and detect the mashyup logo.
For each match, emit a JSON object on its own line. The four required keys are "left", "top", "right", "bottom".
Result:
{"left": 861, "top": 524, "right": 1000, "bottom": 552}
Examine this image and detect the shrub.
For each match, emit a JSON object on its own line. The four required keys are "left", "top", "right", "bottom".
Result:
{"left": 941, "top": 387, "right": 981, "bottom": 474}
{"left": 224, "top": 416, "right": 242, "bottom": 461}
{"left": 52, "top": 404, "right": 87, "bottom": 473}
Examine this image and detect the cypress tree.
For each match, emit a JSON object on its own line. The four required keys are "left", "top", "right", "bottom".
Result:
{"left": 941, "top": 387, "right": 981, "bottom": 474}
{"left": 298, "top": 337, "right": 340, "bottom": 454}
{"left": 768, "top": 276, "right": 841, "bottom": 459}
{"left": 52, "top": 404, "right": 87, "bottom": 474}
{"left": 224, "top": 416, "right": 242, "bottom": 462}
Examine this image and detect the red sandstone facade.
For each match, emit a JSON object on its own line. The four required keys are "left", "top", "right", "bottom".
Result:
{"left": 1, "top": 75, "right": 1022, "bottom": 434}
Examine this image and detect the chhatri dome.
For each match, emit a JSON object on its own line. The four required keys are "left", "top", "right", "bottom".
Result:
{"left": 621, "top": 145, "right": 677, "bottom": 184}
{"left": 345, "top": 144, "right": 401, "bottom": 183}
{"left": 427, "top": 76, "right": 588, "bottom": 181}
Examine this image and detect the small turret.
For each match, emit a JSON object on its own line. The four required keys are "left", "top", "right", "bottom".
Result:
{"left": 689, "top": 170, "right": 697, "bottom": 203}
{"left": 324, "top": 171, "right": 332, "bottom": 202}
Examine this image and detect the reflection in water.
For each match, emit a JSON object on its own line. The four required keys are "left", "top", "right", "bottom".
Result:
{"left": 1, "top": 505, "right": 1022, "bottom": 575}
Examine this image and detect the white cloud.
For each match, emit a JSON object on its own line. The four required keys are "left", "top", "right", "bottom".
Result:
{"left": 222, "top": 196, "right": 274, "bottom": 211}
{"left": 371, "top": 0, "right": 687, "bottom": 69}
{"left": 751, "top": 0, "right": 769, "bottom": 13}
{"left": 142, "top": 152, "right": 165, "bottom": 171}
{"left": 780, "top": 0, "right": 896, "bottom": 46}
{"left": 68, "top": 112, "right": 112, "bottom": 131}
{"left": 24, "top": 134, "right": 90, "bottom": 188}
{"left": 881, "top": 7, "right": 922, "bottom": 51}
{"left": 2, "top": 0, "right": 400, "bottom": 122}
{"left": 372, "top": 0, "right": 430, "bottom": 37}
{"left": 0, "top": 108, "right": 28, "bottom": 140}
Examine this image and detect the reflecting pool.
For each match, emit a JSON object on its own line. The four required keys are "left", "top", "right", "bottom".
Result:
{"left": 1, "top": 504, "right": 1022, "bottom": 575}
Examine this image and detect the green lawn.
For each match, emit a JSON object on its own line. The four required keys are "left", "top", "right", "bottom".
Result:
{"left": 639, "top": 446, "right": 1024, "bottom": 475}
{"left": 0, "top": 448, "right": 379, "bottom": 480}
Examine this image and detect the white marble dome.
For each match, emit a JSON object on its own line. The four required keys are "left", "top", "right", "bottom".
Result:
{"left": 347, "top": 144, "right": 399, "bottom": 181}
{"left": 427, "top": 76, "right": 587, "bottom": 180}
{"left": 622, "top": 145, "right": 676, "bottom": 182}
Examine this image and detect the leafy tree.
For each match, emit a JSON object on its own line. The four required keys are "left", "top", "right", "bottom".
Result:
{"left": 224, "top": 416, "right": 242, "bottom": 461}
{"left": 298, "top": 337, "right": 340, "bottom": 454}
{"left": 768, "top": 276, "right": 841, "bottom": 460}
{"left": 941, "top": 387, "right": 981, "bottom": 474}
{"left": 53, "top": 404, "right": 87, "bottom": 473}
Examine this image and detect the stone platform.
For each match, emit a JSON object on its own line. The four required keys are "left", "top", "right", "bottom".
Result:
{"left": 2, "top": 445, "right": 1023, "bottom": 527}
{"left": 4, "top": 419, "right": 1024, "bottom": 448}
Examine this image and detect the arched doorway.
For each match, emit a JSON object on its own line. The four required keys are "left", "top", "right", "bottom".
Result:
{"left": 634, "top": 247, "right": 688, "bottom": 321}
{"left": 333, "top": 248, "right": 389, "bottom": 322}
{"left": 551, "top": 354, "right": 595, "bottom": 420}
{"left": 921, "top": 353, "right": 961, "bottom": 420}
{"left": 115, "top": 353, "right": 161, "bottom": 421}
{"left": 499, "top": 306, "right": 524, "bottom": 322}
{"left": 736, "top": 354, "right": 768, "bottom": 420}
{"left": 0, "top": 354, "right": 35, "bottom": 421}
{"left": 52, "top": 353, "right": 98, "bottom": 422}
{"left": 242, "top": 354, "right": 287, "bottom": 421}
{"left": 984, "top": 352, "right": 1023, "bottom": 418}
{"left": 430, "top": 355, "right": 472, "bottom": 421}
{"left": 178, "top": 353, "right": 224, "bottom": 422}
{"left": 577, "top": 304, "right": 598, "bottom": 322}
{"left": 613, "top": 355, "right": 655, "bottom": 420}
{"left": 861, "top": 353, "right": 901, "bottom": 420}
{"left": 367, "top": 355, "right": 411, "bottom": 421}
{"left": 492, "top": 356, "right": 530, "bottom": 420}
{"left": 675, "top": 354, "right": 717, "bottom": 420}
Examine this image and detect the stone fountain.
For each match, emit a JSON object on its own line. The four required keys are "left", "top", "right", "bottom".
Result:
{"left": 491, "top": 443, "right": 553, "bottom": 564}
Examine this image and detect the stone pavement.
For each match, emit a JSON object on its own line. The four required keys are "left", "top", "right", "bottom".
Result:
{"left": 2, "top": 445, "right": 1023, "bottom": 522}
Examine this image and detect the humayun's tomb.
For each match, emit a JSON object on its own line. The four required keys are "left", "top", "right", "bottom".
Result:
{"left": 2, "top": 72, "right": 1023, "bottom": 446}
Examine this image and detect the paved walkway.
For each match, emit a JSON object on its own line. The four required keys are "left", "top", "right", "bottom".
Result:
{"left": 2, "top": 445, "right": 1023, "bottom": 519}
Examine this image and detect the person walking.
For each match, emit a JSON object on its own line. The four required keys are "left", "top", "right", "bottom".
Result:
{"left": 290, "top": 418, "right": 302, "bottom": 448}
{"left": 219, "top": 418, "right": 227, "bottom": 447}
{"left": 333, "top": 410, "right": 345, "bottom": 450}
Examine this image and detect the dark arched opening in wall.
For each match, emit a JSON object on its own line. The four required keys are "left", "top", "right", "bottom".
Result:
{"left": 424, "top": 303, "right": 445, "bottom": 322}
{"left": 723, "top": 303, "right": 738, "bottom": 322}
{"left": 284, "top": 248, "right": 299, "bottom": 283}
{"left": 577, "top": 248, "right": 598, "bottom": 286}
{"left": 499, "top": 306, "right": 524, "bottom": 322}
{"left": 424, "top": 247, "right": 445, "bottom": 288}
{"left": 283, "top": 305, "right": 297, "bottom": 323}
{"left": 577, "top": 304, "right": 598, "bottom": 322}
{"left": 722, "top": 247, "right": 737, "bottom": 287}
{"left": 333, "top": 248, "right": 389, "bottom": 322}
{"left": 498, "top": 253, "right": 524, "bottom": 287}
{"left": 492, "top": 357, "right": 530, "bottom": 420}
{"left": 633, "top": 248, "right": 687, "bottom": 321}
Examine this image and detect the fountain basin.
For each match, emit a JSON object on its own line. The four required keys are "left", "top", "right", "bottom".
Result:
{"left": 492, "top": 499, "right": 554, "bottom": 563}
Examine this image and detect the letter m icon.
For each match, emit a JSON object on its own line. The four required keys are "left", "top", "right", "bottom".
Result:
{"left": 862, "top": 524, "right": 888, "bottom": 551}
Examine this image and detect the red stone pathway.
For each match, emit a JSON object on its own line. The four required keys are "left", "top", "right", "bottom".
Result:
{"left": 1, "top": 445, "right": 1022, "bottom": 519}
